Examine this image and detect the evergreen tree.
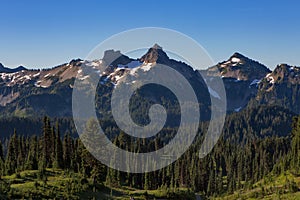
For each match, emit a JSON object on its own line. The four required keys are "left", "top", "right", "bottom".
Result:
{"left": 0, "top": 140, "right": 3, "bottom": 161}
{"left": 0, "top": 140, "right": 4, "bottom": 179}
{"left": 42, "top": 116, "right": 53, "bottom": 167}
{"left": 25, "top": 136, "right": 38, "bottom": 170}
{"left": 291, "top": 116, "right": 300, "bottom": 172}
{"left": 5, "top": 130, "right": 18, "bottom": 174}
{"left": 53, "top": 121, "right": 63, "bottom": 169}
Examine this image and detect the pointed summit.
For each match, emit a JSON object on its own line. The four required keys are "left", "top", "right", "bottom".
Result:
{"left": 152, "top": 43, "right": 162, "bottom": 49}
{"left": 140, "top": 44, "right": 169, "bottom": 64}
{"left": 228, "top": 52, "right": 251, "bottom": 64}
{"left": 231, "top": 52, "right": 247, "bottom": 59}
{"left": 206, "top": 52, "right": 270, "bottom": 80}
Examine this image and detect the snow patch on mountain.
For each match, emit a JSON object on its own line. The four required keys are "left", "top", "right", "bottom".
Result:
{"left": 34, "top": 80, "right": 49, "bottom": 88}
{"left": 85, "top": 60, "right": 102, "bottom": 68}
{"left": 141, "top": 63, "right": 153, "bottom": 71}
{"left": 208, "top": 86, "right": 221, "bottom": 99}
{"left": 79, "top": 75, "right": 90, "bottom": 80}
{"left": 234, "top": 107, "right": 242, "bottom": 112}
{"left": 129, "top": 67, "right": 139, "bottom": 75}
{"left": 266, "top": 73, "right": 275, "bottom": 84}
{"left": 118, "top": 60, "right": 142, "bottom": 69}
{"left": 250, "top": 79, "right": 261, "bottom": 86}
{"left": 33, "top": 72, "right": 40, "bottom": 77}
{"left": 231, "top": 57, "right": 241, "bottom": 63}
{"left": 44, "top": 73, "right": 51, "bottom": 78}
{"left": 24, "top": 75, "right": 31, "bottom": 80}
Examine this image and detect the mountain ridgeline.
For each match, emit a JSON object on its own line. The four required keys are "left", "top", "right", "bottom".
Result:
{"left": 0, "top": 63, "right": 26, "bottom": 73}
{"left": 0, "top": 44, "right": 300, "bottom": 141}
{"left": 0, "top": 45, "right": 299, "bottom": 117}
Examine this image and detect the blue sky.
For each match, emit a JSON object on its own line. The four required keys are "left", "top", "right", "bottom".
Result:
{"left": 1, "top": 0, "right": 300, "bottom": 69}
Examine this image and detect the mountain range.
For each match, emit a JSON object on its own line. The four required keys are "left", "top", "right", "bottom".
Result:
{"left": 0, "top": 63, "right": 26, "bottom": 73}
{"left": 0, "top": 44, "right": 299, "bottom": 119}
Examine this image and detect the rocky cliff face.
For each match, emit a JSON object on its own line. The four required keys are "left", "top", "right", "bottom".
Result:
{"left": 253, "top": 64, "right": 300, "bottom": 113}
{"left": 0, "top": 46, "right": 299, "bottom": 118}
{"left": 202, "top": 52, "right": 271, "bottom": 112}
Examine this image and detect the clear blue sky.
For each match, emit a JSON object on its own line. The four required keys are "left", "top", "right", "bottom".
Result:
{"left": 1, "top": 0, "right": 300, "bottom": 69}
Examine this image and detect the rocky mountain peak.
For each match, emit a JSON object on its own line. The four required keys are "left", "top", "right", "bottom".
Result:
{"left": 264, "top": 64, "right": 300, "bottom": 85}
{"left": 102, "top": 50, "right": 131, "bottom": 67}
{"left": 274, "top": 63, "right": 297, "bottom": 73}
{"left": 230, "top": 52, "right": 247, "bottom": 59}
{"left": 206, "top": 52, "right": 270, "bottom": 81}
{"left": 140, "top": 44, "right": 170, "bottom": 64}
{"left": 152, "top": 43, "right": 163, "bottom": 50}
{"left": 68, "top": 59, "right": 83, "bottom": 67}
{"left": 256, "top": 63, "right": 300, "bottom": 113}
{"left": 0, "top": 48, "right": 300, "bottom": 117}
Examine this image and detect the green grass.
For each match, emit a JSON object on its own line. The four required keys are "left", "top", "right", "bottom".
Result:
{"left": 2, "top": 169, "right": 300, "bottom": 199}
{"left": 0, "top": 169, "right": 195, "bottom": 199}
{"left": 1, "top": 169, "right": 89, "bottom": 199}
{"left": 213, "top": 171, "right": 300, "bottom": 200}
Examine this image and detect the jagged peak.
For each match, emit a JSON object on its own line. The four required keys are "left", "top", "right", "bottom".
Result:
{"left": 272, "top": 63, "right": 300, "bottom": 75}
{"left": 152, "top": 43, "right": 162, "bottom": 50}
{"left": 103, "top": 49, "right": 122, "bottom": 60}
{"left": 206, "top": 52, "right": 271, "bottom": 81}
{"left": 230, "top": 52, "right": 248, "bottom": 59}
{"left": 140, "top": 44, "right": 169, "bottom": 64}
{"left": 69, "top": 58, "right": 83, "bottom": 63}
{"left": 227, "top": 52, "right": 251, "bottom": 64}
{"left": 102, "top": 49, "right": 131, "bottom": 67}
{"left": 261, "top": 63, "right": 300, "bottom": 87}
{"left": 68, "top": 58, "right": 83, "bottom": 67}
{"left": 276, "top": 63, "right": 295, "bottom": 69}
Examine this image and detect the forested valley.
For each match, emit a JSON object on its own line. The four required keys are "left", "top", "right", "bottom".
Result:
{"left": 0, "top": 105, "right": 300, "bottom": 199}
